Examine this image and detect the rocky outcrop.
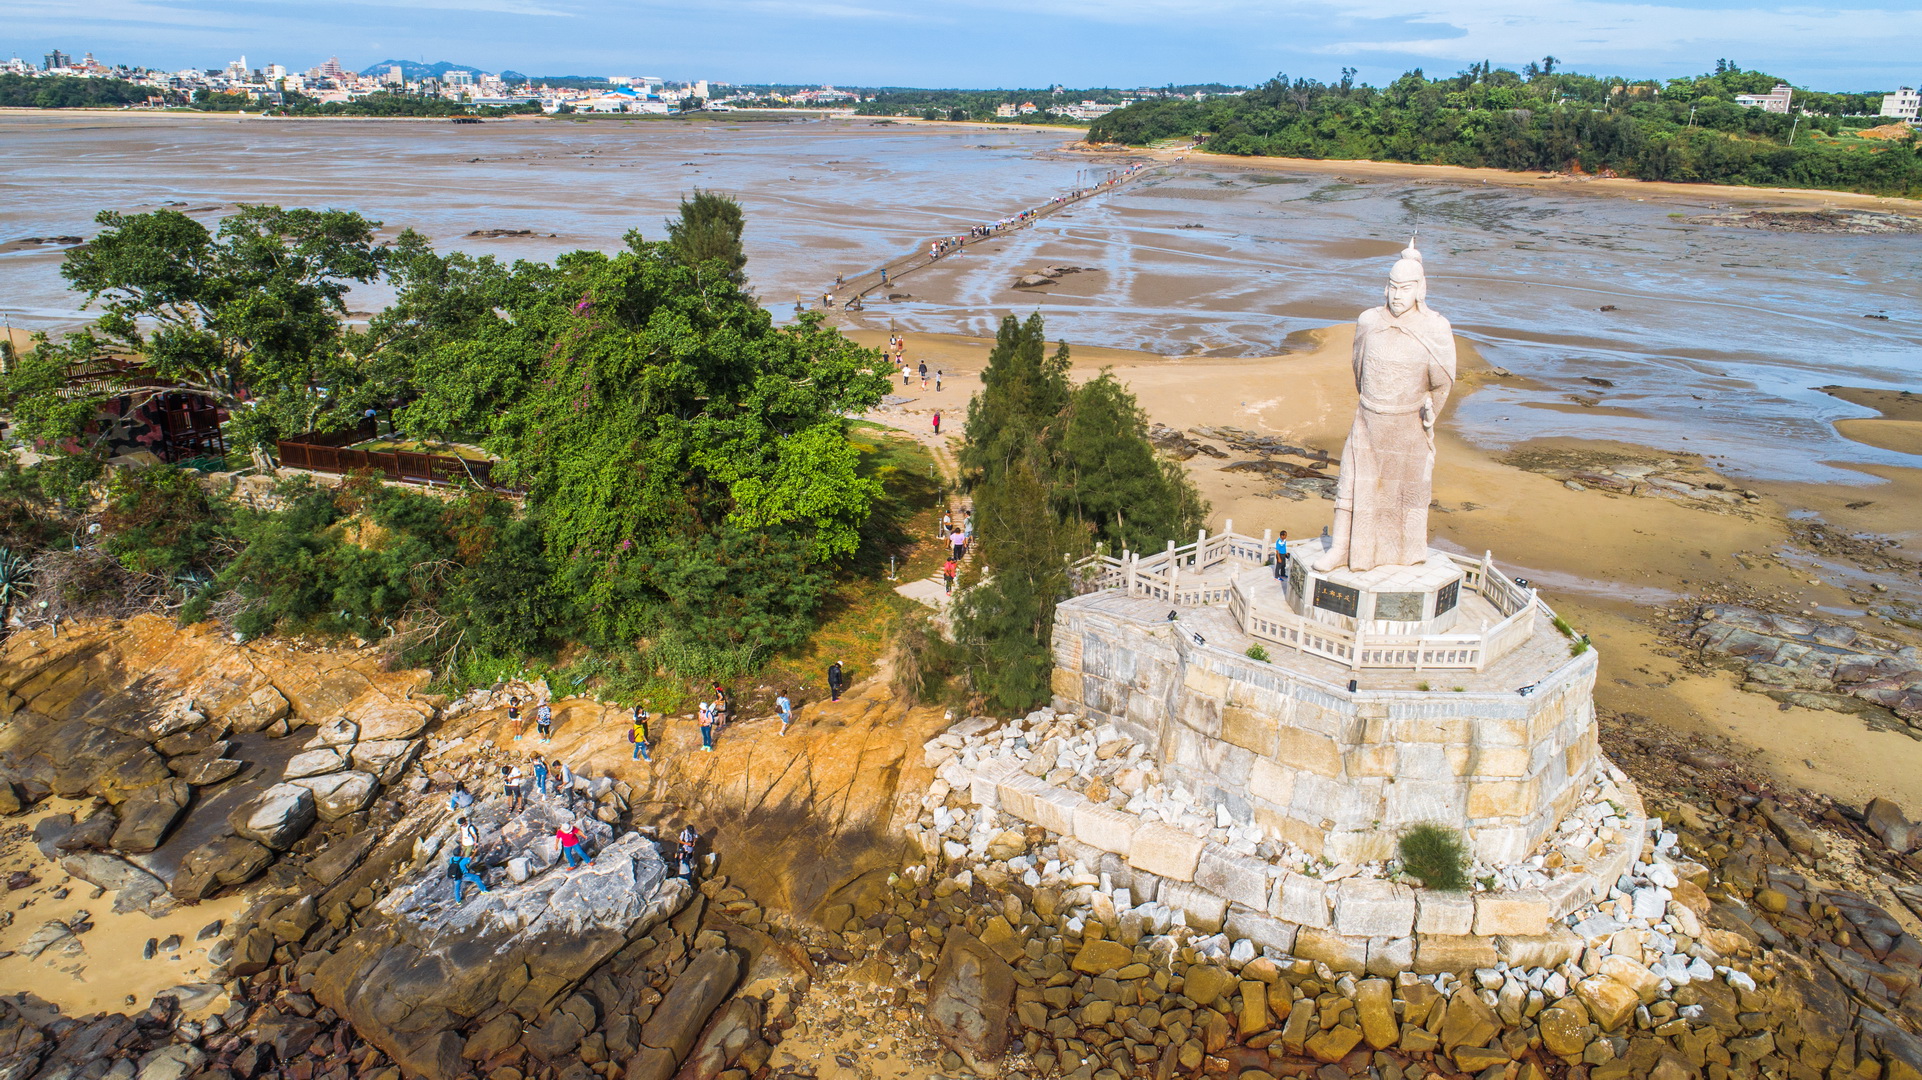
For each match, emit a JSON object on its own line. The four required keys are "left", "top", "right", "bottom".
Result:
{"left": 311, "top": 795, "right": 692, "bottom": 1080}
{"left": 110, "top": 777, "right": 192, "bottom": 853}
{"left": 171, "top": 836, "right": 276, "bottom": 901}
{"left": 1692, "top": 605, "right": 1922, "bottom": 725}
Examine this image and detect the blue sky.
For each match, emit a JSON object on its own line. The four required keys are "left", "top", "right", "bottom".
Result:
{"left": 8, "top": 0, "right": 1919, "bottom": 91}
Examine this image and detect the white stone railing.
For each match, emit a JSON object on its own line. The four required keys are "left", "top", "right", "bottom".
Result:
{"left": 1079, "top": 527, "right": 1549, "bottom": 672}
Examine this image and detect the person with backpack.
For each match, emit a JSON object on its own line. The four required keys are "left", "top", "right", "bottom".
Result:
{"left": 535, "top": 699, "right": 554, "bottom": 742}
{"left": 449, "top": 816, "right": 487, "bottom": 900}
{"left": 555, "top": 820, "right": 590, "bottom": 869}
{"left": 826, "top": 660, "right": 845, "bottom": 702}
{"left": 776, "top": 693, "right": 793, "bottom": 737}
{"left": 630, "top": 704, "right": 652, "bottom": 761}
{"left": 677, "top": 824, "right": 699, "bottom": 878}
{"left": 532, "top": 758, "right": 550, "bottom": 799}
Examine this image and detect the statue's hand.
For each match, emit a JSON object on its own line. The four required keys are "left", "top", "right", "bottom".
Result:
{"left": 1420, "top": 402, "right": 1434, "bottom": 429}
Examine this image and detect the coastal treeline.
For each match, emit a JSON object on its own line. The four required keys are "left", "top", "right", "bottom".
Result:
{"left": 0, "top": 196, "right": 903, "bottom": 697}
{"left": 855, "top": 84, "right": 1241, "bottom": 124}
{"left": 1089, "top": 63, "right": 1922, "bottom": 196}
{"left": 191, "top": 89, "right": 541, "bottom": 117}
{"left": 0, "top": 73, "right": 151, "bottom": 108}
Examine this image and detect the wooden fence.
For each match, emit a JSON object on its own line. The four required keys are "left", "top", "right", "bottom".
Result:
{"left": 276, "top": 422, "right": 519, "bottom": 491}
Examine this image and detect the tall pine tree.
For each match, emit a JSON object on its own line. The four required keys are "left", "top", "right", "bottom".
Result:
{"left": 949, "top": 315, "right": 1206, "bottom": 710}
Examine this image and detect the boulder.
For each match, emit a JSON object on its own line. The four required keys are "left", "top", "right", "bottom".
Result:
{"left": 351, "top": 738, "right": 420, "bottom": 783}
{"left": 284, "top": 748, "right": 345, "bottom": 779}
{"left": 110, "top": 778, "right": 191, "bottom": 853}
{"left": 226, "top": 685, "right": 291, "bottom": 733}
{"left": 350, "top": 700, "right": 430, "bottom": 741}
{"left": 288, "top": 770, "right": 378, "bottom": 821}
{"left": 227, "top": 783, "right": 316, "bottom": 850}
{"left": 306, "top": 717, "right": 359, "bottom": 748}
{"left": 171, "top": 836, "right": 275, "bottom": 901}
{"left": 680, "top": 998, "right": 762, "bottom": 1080}
{"left": 926, "top": 928, "right": 1015, "bottom": 1071}
{"left": 55, "top": 807, "right": 119, "bottom": 853}
{"left": 60, "top": 851, "right": 173, "bottom": 915}
{"left": 636, "top": 946, "right": 741, "bottom": 1067}
{"left": 135, "top": 1043, "right": 207, "bottom": 1080}
{"left": 0, "top": 780, "right": 21, "bottom": 816}
{"left": 1866, "top": 798, "right": 1920, "bottom": 854}
{"left": 10, "top": 718, "right": 174, "bottom": 803}
{"left": 154, "top": 730, "right": 227, "bottom": 758}
{"left": 171, "top": 754, "right": 244, "bottom": 786}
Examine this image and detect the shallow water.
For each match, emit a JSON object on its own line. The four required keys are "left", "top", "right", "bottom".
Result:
{"left": 2, "top": 112, "right": 1918, "bottom": 483}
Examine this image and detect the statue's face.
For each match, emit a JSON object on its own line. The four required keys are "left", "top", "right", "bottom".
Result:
{"left": 1385, "top": 277, "right": 1419, "bottom": 316}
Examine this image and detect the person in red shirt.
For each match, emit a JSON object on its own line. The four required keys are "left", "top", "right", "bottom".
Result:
{"left": 942, "top": 558, "right": 957, "bottom": 595}
{"left": 556, "top": 821, "right": 590, "bottom": 868}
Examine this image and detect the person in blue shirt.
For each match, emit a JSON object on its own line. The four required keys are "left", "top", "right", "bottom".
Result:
{"left": 1273, "top": 531, "right": 1290, "bottom": 580}
{"left": 776, "top": 694, "right": 793, "bottom": 737}
{"left": 448, "top": 782, "right": 474, "bottom": 810}
{"left": 532, "top": 759, "right": 549, "bottom": 799}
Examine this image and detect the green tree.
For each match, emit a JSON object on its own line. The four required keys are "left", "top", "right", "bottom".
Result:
{"left": 949, "top": 459, "right": 1086, "bottom": 711}
{"left": 665, "top": 189, "right": 747, "bottom": 286}
{"left": 958, "top": 313, "right": 1072, "bottom": 490}
{"left": 9, "top": 206, "right": 389, "bottom": 472}
{"left": 1057, "top": 372, "right": 1206, "bottom": 553}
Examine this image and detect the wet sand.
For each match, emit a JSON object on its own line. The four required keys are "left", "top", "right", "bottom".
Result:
{"left": 0, "top": 801, "right": 246, "bottom": 1017}
{"left": 862, "top": 323, "right": 1922, "bottom": 814}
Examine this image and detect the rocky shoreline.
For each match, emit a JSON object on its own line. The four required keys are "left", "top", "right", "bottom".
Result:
{"left": 2, "top": 616, "right": 1921, "bottom": 1080}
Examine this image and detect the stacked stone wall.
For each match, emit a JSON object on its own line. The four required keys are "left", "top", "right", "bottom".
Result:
{"left": 1050, "top": 593, "right": 1600, "bottom": 866}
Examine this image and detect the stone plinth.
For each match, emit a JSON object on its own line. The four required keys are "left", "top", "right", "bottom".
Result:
{"left": 1051, "top": 588, "right": 1597, "bottom": 866}
{"left": 1286, "top": 540, "right": 1466, "bottom": 635}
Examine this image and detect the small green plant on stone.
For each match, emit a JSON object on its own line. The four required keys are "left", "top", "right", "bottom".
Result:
{"left": 1569, "top": 636, "right": 1590, "bottom": 657}
{"left": 1398, "top": 823, "right": 1470, "bottom": 892}
{"left": 1452, "top": 686, "right": 1465, "bottom": 693}
{"left": 1245, "top": 643, "right": 1269, "bottom": 662}
{"left": 1552, "top": 615, "right": 1575, "bottom": 638}
{"left": 1416, "top": 680, "right": 1431, "bottom": 692}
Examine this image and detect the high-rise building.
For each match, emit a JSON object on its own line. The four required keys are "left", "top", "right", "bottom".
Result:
{"left": 694, "top": 80, "right": 709, "bottom": 99}
{"left": 44, "top": 49, "right": 72, "bottom": 70}
{"left": 320, "top": 56, "right": 343, "bottom": 77}
{"left": 446, "top": 70, "right": 473, "bottom": 87}
{"left": 387, "top": 65, "right": 404, "bottom": 86}
{"left": 1883, "top": 87, "right": 1920, "bottom": 121}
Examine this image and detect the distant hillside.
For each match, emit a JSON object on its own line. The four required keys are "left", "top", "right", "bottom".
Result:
{"left": 357, "top": 59, "right": 492, "bottom": 80}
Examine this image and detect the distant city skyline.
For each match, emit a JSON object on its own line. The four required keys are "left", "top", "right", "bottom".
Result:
{"left": 6, "top": 0, "right": 1919, "bottom": 92}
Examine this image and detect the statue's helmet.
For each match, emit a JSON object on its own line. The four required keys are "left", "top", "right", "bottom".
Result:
{"left": 1386, "top": 242, "right": 1427, "bottom": 306}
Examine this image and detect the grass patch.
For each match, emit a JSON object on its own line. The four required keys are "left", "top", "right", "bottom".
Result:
{"left": 1245, "top": 643, "right": 1270, "bottom": 662}
{"left": 1399, "top": 822, "right": 1470, "bottom": 891}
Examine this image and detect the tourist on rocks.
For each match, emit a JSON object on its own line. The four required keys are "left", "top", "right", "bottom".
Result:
{"left": 535, "top": 699, "right": 554, "bottom": 742}
{"left": 532, "top": 758, "right": 550, "bottom": 799}
{"left": 506, "top": 695, "right": 524, "bottom": 741}
{"left": 827, "top": 660, "right": 845, "bottom": 702}
{"left": 448, "top": 782, "right": 474, "bottom": 810}
{"left": 555, "top": 820, "right": 591, "bottom": 869}
{"left": 776, "top": 693, "right": 793, "bottom": 736}
{"left": 631, "top": 704, "right": 652, "bottom": 761}
{"left": 1274, "top": 530, "right": 1289, "bottom": 580}
{"left": 698, "top": 700, "right": 716, "bottom": 752}
{"left": 448, "top": 851, "right": 488, "bottom": 901}
{"left": 677, "top": 824, "right": 700, "bottom": 878}
{"left": 503, "top": 763, "right": 525, "bottom": 813}
{"left": 553, "top": 759, "right": 577, "bottom": 808}
{"left": 713, "top": 682, "right": 733, "bottom": 729}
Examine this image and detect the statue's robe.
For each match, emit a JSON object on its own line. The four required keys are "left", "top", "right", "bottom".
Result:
{"left": 1330, "top": 303, "right": 1457, "bottom": 571}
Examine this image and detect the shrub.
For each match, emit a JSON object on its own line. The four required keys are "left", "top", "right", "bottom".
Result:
{"left": 1245, "top": 643, "right": 1269, "bottom": 662}
{"left": 1399, "top": 823, "right": 1470, "bottom": 891}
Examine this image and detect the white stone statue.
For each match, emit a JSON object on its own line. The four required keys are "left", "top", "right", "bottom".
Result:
{"left": 1314, "top": 242, "right": 1457, "bottom": 573}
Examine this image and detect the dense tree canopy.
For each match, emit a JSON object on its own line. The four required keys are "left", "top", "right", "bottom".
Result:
{"left": 1090, "top": 63, "right": 1921, "bottom": 197}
